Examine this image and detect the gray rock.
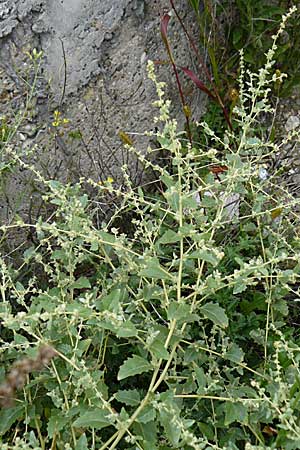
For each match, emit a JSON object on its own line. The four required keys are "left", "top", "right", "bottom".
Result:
{"left": 0, "top": 0, "right": 207, "bottom": 233}
{"left": 285, "top": 115, "right": 300, "bottom": 132}
{"left": 0, "top": 2, "right": 12, "bottom": 19}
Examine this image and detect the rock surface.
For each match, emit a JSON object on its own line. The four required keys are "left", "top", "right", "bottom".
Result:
{"left": 0, "top": 0, "right": 206, "bottom": 235}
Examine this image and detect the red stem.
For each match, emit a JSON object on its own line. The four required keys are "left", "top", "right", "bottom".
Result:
{"left": 169, "top": 0, "right": 232, "bottom": 131}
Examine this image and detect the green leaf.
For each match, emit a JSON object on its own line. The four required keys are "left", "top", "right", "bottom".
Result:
{"left": 28, "top": 431, "right": 40, "bottom": 447}
{"left": 157, "top": 392, "right": 182, "bottom": 446}
{"left": 116, "top": 321, "right": 138, "bottom": 338}
{"left": 142, "top": 285, "right": 159, "bottom": 301}
{"left": 23, "top": 246, "right": 36, "bottom": 259}
{"left": 182, "top": 195, "right": 200, "bottom": 210}
{"left": 194, "top": 366, "right": 206, "bottom": 394}
{"left": 71, "top": 277, "right": 91, "bottom": 289}
{"left": 199, "top": 302, "right": 228, "bottom": 328}
{"left": 200, "top": 195, "right": 217, "bottom": 208}
{"left": 65, "top": 304, "right": 93, "bottom": 319}
{"left": 189, "top": 249, "right": 222, "bottom": 266}
{"left": 273, "top": 298, "right": 288, "bottom": 316}
{"left": 72, "top": 409, "right": 112, "bottom": 429}
{"left": 95, "top": 289, "right": 123, "bottom": 312}
{"left": 198, "top": 422, "right": 214, "bottom": 440}
{"left": 148, "top": 338, "right": 169, "bottom": 360}
{"left": 137, "top": 405, "right": 156, "bottom": 424}
{"left": 159, "top": 409, "right": 181, "bottom": 446}
{"left": 90, "top": 240, "right": 98, "bottom": 251}
{"left": 15, "top": 281, "right": 25, "bottom": 292}
{"left": 160, "top": 173, "right": 174, "bottom": 189}
{"left": 158, "top": 229, "right": 180, "bottom": 244}
{"left": 133, "top": 421, "right": 158, "bottom": 449}
{"left": 98, "top": 230, "right": 116, "bottom": 244}
{"left": 167, "top": 302, "right": 191, "bottom": 321}
{"left": 49, "top": 179, "right": 63, "bottom": 190}
{"left": 140, "top": 258, "right": 173, "bottom": 280}
{"left": 166, "top": 303, "right": 199, "bottom": 326}
{"left": 0, "top": 406, "right": 24, "bottom": 435}
{"left": 14, "top": 333, "right": 28, "bottom": 345}
{"left": 240, "top": 292, "right": 266, "bottom": 313}
{"left": 51, "top": 249, "right": 67, "bottom": 261}
{"left": 77, "top": 338, "right": 92, "bottom": 356}
{"left": 179, "top": 224, "right": 196, "bottom": 237}
{"left": 120, "top": 407, "right": 129, "bottom": 421}
{"left": 189, "top": 0, "right": 200, "bottom": 12}
{"left": 115, "top": 389, "right": 141, "bottom": 406}
{"left": 233, "top": 281, "right": 247, "bottom": 294}
{"left": 233, "top": 28, "right": 243, "bottom": 47}
{"left": 163, "top": 188, "right": 179, "bottom": 211}
{"left": 226, "top": 154, "right": 243, "bottom": 167}
{"left": 118, "top": 355, "right": 153, "bottom": 380}
{"left": 75, "top": 434, "right": 88, "bottom": 450}
{"left": 48, "top": 410, "right": 69, "bottom": 438}
{"left": 184, "top": 347, "right": 199, "bottom": 364}
{"left": 224, "top": 402, "right": 247, "bottom": 426}
{"left": 96, "top": 320, "right": 117, "bottom": 333}
{"left": 225, "top": 343, "right": 245, "bottom": 364}
{"left": 250, "top": 329, "right": 265, "bottom": 345}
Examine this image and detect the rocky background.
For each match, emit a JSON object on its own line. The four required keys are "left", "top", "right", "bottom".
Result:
{"left": 0, "top": 0, "right": 207, "bottom": 230}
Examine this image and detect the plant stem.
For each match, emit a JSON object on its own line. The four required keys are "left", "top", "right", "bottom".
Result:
{"left": 169, "top": 0, "right": 232, "bottom": 130}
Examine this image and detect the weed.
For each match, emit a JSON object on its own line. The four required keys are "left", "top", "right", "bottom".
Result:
{"left": 161, "top": 1, "right": 232, "bottom": 135}
{"left": 222, "top": 0, "right": 300, "bottom": 97}
{"left": 0, "top": 6, "right": 300, "bottom": 450}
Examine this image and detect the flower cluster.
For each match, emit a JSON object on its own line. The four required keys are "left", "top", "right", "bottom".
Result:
{"left": 52, "top": 110, "right": 70, "bottom": 127}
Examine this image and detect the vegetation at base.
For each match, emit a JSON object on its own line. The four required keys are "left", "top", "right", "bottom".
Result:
{"left": 184, "top": 0, "right": 300, "bottom": 138}
{"left": 0, "top": 3, "right": 300, "bottom": 450}
{"left": 188, "top": 0, "right": 300, "bottom": 97}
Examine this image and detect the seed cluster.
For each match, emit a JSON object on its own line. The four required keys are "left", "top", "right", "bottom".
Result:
{"left": 0, "top": 345, "right": 57, "bottom": 408}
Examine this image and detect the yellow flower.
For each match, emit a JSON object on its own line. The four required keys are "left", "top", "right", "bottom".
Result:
{"left": 97, "top": 177, "right": 114, "bottom": 185}
{"left": 52, "top": 110, "right": 70, "bottom": 127}
{"left": 52, "top": 110, "right": 61, "bottom": 127}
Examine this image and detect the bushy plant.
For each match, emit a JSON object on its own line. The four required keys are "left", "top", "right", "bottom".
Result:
{"left": 225, "top": 0, "right": 300, "bottom": 97}
{"left": 1, "top": 7, "right": 300, "bottom": 450}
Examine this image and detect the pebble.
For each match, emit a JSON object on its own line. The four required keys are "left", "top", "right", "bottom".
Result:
{"left": 259, "top": 167, "right": 268, "bottom": 181}
{"left": 23, "top": 124, "right": 37, "bottom": 137}
{"left": 285, "top": 115, "right": 300, "bottom": 132}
